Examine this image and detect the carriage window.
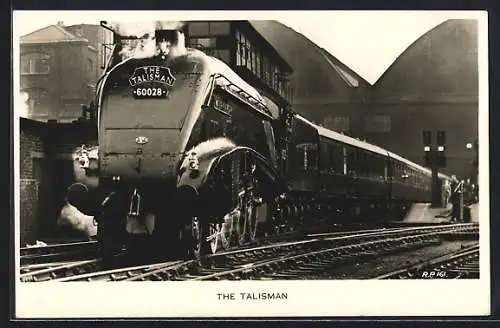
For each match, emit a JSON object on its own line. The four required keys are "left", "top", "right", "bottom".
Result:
{"left": 319, "top": 141, "right": 344, "bottom": 175}
{"left": 320, "top": 142, "right": 329, "bottom": 171}
{"left": 370, "top": 154, "right": 386, "bottom": 181}
{"left": 346, "top": 146, "right": 358, "bottom": 177}
{"left": 306, "top": 145, "right": 317, "bottom": 171}
{"left": 296, "top": 143, "right": 317, "bottom": 172}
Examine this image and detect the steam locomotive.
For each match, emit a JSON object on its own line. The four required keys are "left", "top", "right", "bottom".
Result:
{"left": 69, "top": 24, "right": 449, "bottom": 260}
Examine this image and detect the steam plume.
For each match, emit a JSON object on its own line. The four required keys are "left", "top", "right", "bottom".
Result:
{"left": 109, "top": 20, "right": 185, "bottom": 37}
{"left": 17, "top": 91, "right": 30, "bottom": 118}
{"left": 110, "top": 20, "right": 187, "bottom": 60}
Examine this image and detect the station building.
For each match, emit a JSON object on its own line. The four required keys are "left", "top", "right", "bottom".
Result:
{"left": 253, "top": 19, "right": 479, "bottom": 180}
{"left": 369, "top": 19, "right": 478, "bottom": 180}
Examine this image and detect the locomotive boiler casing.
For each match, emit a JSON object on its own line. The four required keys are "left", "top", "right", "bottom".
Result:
{"left": 93, "top": 40, "right": 287, "bottom": 260}
{"left": 98, "top": 57, "right": 210, "bottom": 183}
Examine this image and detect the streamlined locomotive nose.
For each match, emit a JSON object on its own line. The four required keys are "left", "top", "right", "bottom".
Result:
{"left": 99, "top": 128, "right": 183, "bottom": 180}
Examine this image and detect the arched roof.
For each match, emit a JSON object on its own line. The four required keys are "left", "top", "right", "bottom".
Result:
{"left": 373, "top": 19, "right": 478, "bottom": 103}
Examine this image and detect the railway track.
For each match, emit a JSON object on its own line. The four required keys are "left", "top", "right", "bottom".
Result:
{"left": 20, "top": 223, "right": 476, "bottom": 282}
{"left": 20, "top": 241, "right": 99, "bottom": 266}
{"left": 374, "top": 243, "right": 480, "bottom": 279}
{"left": 16, "top": 224, "right": 398, "bottom": 269}
{"left": 17, "top": 225, "right": 381, "bottom": 282}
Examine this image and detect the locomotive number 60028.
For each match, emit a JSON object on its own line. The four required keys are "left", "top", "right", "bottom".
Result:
{"left": 133, "top": 87, "right": 167, "bottom": 98}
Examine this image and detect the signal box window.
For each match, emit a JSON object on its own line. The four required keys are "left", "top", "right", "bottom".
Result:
{"left": 21, "top": 53, "right": 50, "bottom": 74}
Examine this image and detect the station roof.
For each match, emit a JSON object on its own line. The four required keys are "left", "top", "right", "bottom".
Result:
{"left": 373, "top": 19, "right": 478, "bottom": 103}
{"left": 250, "top": 20, "right": 371, "bottom": 104}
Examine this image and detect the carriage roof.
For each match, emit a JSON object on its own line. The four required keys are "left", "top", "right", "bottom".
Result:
{"left": 295, "top": 115, "right": 389, "bottom": 157}
{"left": 387, "top": 151, "right": 432, "bottom": 176}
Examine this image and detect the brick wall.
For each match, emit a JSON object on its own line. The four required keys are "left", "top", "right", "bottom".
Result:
{"left": 19, "top": 118, "right": 45, "bottom": 245}
{"left": 19, "top": 118, "right": 97, "bottom": 243}
{"left": 19, "top": 118, "right": 45, "bottom": 179}
{"left": 19, "top": 179, "right": 39, "bottom": 245}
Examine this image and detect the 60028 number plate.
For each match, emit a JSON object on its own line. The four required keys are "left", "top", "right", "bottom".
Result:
{"left": 133, "top": 86, "right": 168, "bottom": 99}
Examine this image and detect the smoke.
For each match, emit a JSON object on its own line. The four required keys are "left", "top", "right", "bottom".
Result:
{"left": 71, "top": 145, "right": 99, "bottom": 189}
{"left": 110, "top": 20, "right": 185, "bottom": 38}
{"left": 17, "top": 91, "right": 30, "bottom": 118}
{"left": 59, "top": 202, "right": 97, "bottom": 237}
{"left": 111, "top": 20, "right": 187, "bottom": 60}
{"left": 119, "top": 34, "right": 157, "bottom": 59}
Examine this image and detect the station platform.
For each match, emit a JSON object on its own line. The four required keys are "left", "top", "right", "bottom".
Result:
{"left": 403, "top": 202, "right": 480, "bottom": 223}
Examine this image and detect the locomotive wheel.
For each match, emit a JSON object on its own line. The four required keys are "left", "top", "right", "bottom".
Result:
{"left": 207, "top": 222, "right": 220, "bottom": 254}
{"left": 190, "top": 216, "right": 204, "bottom": 261}
{"left": 248, "top": 203, "right": 259, "bottom": 242}
{"left": 219, "top": 215, "right": 233, "bottom": 250}
{"left": 186, "top": 216, "right": 222, "bottom": 260}
{"left": 237, "top": 205, "right": 248, "bottom": 246}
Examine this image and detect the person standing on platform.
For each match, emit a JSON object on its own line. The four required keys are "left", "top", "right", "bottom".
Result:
{"left": 474, "top": 183, "right": 479, "bottom": 203}
{"left": 442, "top": 180, "right": 451, "bottom": 208}
{"left": 450, "top": 175, "right": 461, "bottom": 222}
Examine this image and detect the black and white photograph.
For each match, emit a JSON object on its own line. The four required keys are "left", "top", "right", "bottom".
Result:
{"left": 13, "top": 10, "right": 489, "bottom": 318}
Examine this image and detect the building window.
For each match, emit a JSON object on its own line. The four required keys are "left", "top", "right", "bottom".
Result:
{"left": 324, "top": 115, "right": 350, "bottom": 133}
{"left": 20, "top": 53, "right": 50, "bottom": 74}
{"left": 238, "top": 33, "right": 248, "bottom": 68}
{"left": 234, "top": 29, "right": 289, "bottom": 101}
{"left": 236, "top": 31, "right": 242, "bottom": 66}
{"left": 255, "top": 52, "right": 261, "bottom": 77}
{"left": 262, "top": 57, "right": 270, "bottom": 84}
{"left": 22, "top": 88, "right": 50, "bottom": 115}
{"left": 363, "top": 115, "right": 392, "bottom": 133}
